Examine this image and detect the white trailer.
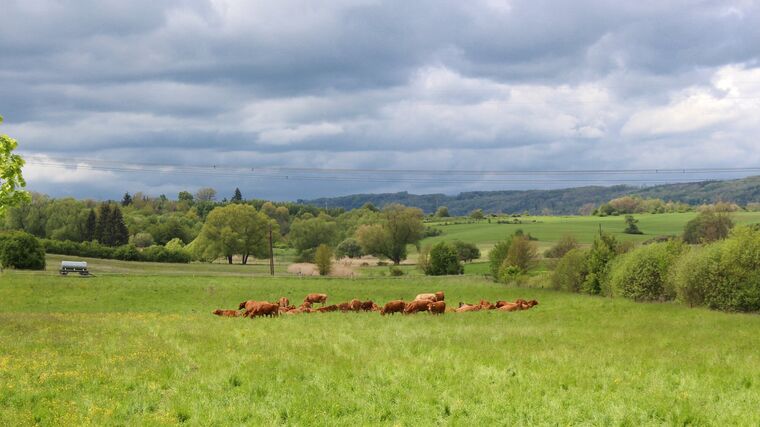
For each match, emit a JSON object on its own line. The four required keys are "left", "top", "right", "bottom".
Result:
{"left": 59, "top": 260, "right": 90, "bottom": 276}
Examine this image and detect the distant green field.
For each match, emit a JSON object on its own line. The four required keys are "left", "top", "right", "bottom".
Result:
{"left": 421, "top": 212, "right": 760, "bottom": 251}
{"left": 2, "top": 271, "right": 759, "bottom": 425}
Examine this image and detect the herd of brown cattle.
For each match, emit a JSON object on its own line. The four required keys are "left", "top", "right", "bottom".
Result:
{"left": 213, "top": 291, "right": 539, "bottom": 318}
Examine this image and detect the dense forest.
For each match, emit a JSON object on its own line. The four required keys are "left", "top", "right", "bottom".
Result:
{"left": 302, "top": 176, "right": 760, "bottom": 215}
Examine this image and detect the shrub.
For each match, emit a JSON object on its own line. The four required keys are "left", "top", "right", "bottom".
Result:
{"left": 504, "top": 235, "right": 538, "bottom": 272}
{"left": 142, "top": 245, "right": 192, "bottom": 263}
{"left": 670, "top": 245, "right": 719, "bottom": 308}
{"left": 683, "top": 211, "right": 734, "bottom": 244}
{"left": 0, "top": 231, "right": 46, "bottom": 270}
{"left": 422, "top": 227, "right": 443, "bottom": 238}
{"left": 425, "top": 242, "right": 463, "bottom": 275}
{"left": 452, "top": 241, "right": 480, "bottom": 262}
{"left": 488, "top": 238, "right": 512, "bottom": 278}
{"left": 335, "top": 238, "right": 363, "bottom": 259}
{"left": 129, "top": 232, "right": 154, "bottom": 248}
{"left": 389, "top": 266, "right": 404, "bottom": 276}
{"left": 165, "top": 238, "right": 185, "bottom": 251}
{"left": 607, "top": 241, "right": 685, "bottom": 302}
{"left": 113, "top": 244, "right": 141, "bottom": 261}
{"left": 551, "top": 248, "right": 589, "bottom": 293}
{"left": 41, "top": 239, "right": 190, "bottom": 263}
{"left": 498, "top": 263, "right": 522, "bottom": 283}
{"left": 582, "top": 233, "right": 620, "bottom": 295}
{"left": 314, "top": 244, "right": 332, "bottom": 276}
{"left": 623, "top": 215, "right": 643, "bottom": 235}
{"left": 672, "top": 227, "right": 760, "bottom": 312}
{"left": 544, "top": 235, "right": 579, "bottom": 258}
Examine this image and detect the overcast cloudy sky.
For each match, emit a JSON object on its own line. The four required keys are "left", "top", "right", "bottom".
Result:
{"left": 2, "top": 0, "right": 760, "bottom": 201}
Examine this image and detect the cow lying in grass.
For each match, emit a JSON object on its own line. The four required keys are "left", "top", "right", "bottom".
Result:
{"left": 223, "top": 294, "right": 537, "bottom": 319}
{"left": 360, "top": 300, "right": 379, "bottom": 311}
{"left": 455, "top": 303, "right": 481, "bottom": 313}
{"left": 316, "top": 304, "right": 338, "bottom": 313}
{"left": 212, "top": 309, "right": 240, "bottom": 317}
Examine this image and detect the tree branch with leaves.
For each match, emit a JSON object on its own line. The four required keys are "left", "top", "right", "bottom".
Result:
{"left": 0, "top": 115, "right": 30, "bottom": 217}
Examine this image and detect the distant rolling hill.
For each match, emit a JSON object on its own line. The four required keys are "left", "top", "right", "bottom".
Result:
{"left": 300, "top": 176, "right": 760, "bottom": 215}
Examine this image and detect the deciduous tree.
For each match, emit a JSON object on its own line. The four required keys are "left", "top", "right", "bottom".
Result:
{"left": 0, "top": 115, "right": 30, "bottom": 217}
{"left": 356, "top": 204, "right": 424, "bottom": 264}
{"left": 194, "top": 204, "right": 272, "bottom": 264}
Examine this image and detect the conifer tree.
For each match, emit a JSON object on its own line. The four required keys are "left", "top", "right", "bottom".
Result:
{"left": 121, "top": 192, "right": 133, "bottom": 206}
{"left": 232, "top": 188, "right": 243, "bottom": 202}
{"left": 95, "top": 203, "right": 112, "bottom": 244}
{"left": 84, "top": 209, "right": 97, "bottom": 241}
{"left": 110, "top": 205, "right": 129, "bottom": 246}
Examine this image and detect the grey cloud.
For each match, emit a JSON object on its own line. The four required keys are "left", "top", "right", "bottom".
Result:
{"left": 3, "top": 0, "right": 760, "bottom": 200}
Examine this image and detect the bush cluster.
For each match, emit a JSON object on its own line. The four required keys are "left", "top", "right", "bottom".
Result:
{"left": 423, "top": 242, "right": 463, "bottom": 276}
{"left": 607, "top": 241, "right": 685, "bottom": 301}
{"left": 0, "top": 231, "right": 46, "bottom": 270}
{"left": 550, "top": 248, "right": 588, "bottom": 293}
{"left": 671, "top": 227, "right": 760, "bottom": 312}
{"left": 42, "top": 239, "right": 191, "bottom": 263}
{"left": 551, "top": 226, "right": 760, "bottom": 313}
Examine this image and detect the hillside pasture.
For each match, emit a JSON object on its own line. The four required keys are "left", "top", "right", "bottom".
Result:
{"left": 1, "top": 271, "right": 759, "bottom": 425}
{"left": 421, "top": 212, "right": 760, "bottom": 250}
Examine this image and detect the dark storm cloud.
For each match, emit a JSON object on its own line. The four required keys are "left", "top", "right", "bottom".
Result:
{"left": 2, "top": 0, "right": 760, "bottom": 199}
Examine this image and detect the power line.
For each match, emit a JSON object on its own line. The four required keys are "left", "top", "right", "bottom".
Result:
{"left": 23, "top": 158, "right": 759, "bottom": 185}
{"left": 23, "top": 156, "right": 760, "bottom": 176}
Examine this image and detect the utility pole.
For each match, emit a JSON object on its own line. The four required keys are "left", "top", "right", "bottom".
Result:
{"left": 268, "top": 223, "right": 275, "bottom": 276}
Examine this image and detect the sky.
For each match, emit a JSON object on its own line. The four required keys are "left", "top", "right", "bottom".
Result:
{"left": 2, "top": 0, "right": 760, "bottom": 202}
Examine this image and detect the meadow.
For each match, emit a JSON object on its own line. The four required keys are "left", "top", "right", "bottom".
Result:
{"left": 420, "top": 211, "right": 760, "bottom": 250}
{"left": 2, "top": 267, "right": 759, "bottom": 425}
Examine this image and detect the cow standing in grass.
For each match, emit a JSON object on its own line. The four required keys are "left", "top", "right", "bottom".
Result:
{"left": 304, "top": 293, "right": 328, "bottom": 306}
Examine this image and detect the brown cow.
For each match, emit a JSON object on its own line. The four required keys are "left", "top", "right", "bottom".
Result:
{"left": 304, "top": 293, "right": 328, "bottom": 305}
{"left": 404, "top": 299, "right": 431, "bottom": 314}
{"left": 527, "top": 300, "right": 539, "bottom": 308}
{"left": 349, "top": 299, "right": 362, "bottom": 311}
{"left": 299, "top": 301, "right": 312, "bottom": 309}
{"left": 455, "top": 304, "right": 481, "bottom": 313}
{"left": 428, "top": 301, "right": 446, "bottom": 315}
{"left": 250, "top": 303, "right": 280, "bottom": 318}
{"left": 316, "top": 304, "right": 338, "bottom": 313}
{"left": 337, "top": 302, "right": 353, "bottom": 312}
{"left": 495, "top": 300, "right": 509, "bottom": 308}
{"left": 479, "top": 300, "right": 496, "bottom": 310}
{"left": 380, "top": 300, "right": 406, "bottom": 316}
{"left": 240, "top": 300, "right": 267, "bottom": 317}
{"left": 435, "top": 291, "right": 445, "bottom": 301}
{"left": 360, "top": 300, "right": 379, "bottom": 311}
{"left": 414, "top": 293, "right": 438, "bottom": 302}
{"left": 498, "top": 302, "right": 523, "bottom": 312}
{"left": 278, "top": 297, "right": 290, "bottom": 308}
{"left": 212, "top": 309, "right": 240, "bottom": 317}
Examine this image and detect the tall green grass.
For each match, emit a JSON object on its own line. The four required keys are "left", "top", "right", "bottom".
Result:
{"left": 1, "top": 272, "right": 759, "bottom": 425}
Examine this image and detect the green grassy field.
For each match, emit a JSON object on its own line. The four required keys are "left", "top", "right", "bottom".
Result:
{"left": 421, "top": 212, "right": 760, "bottom": 250}
{"left": 2, "top": 267, "right": 759, "bottom": 425}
